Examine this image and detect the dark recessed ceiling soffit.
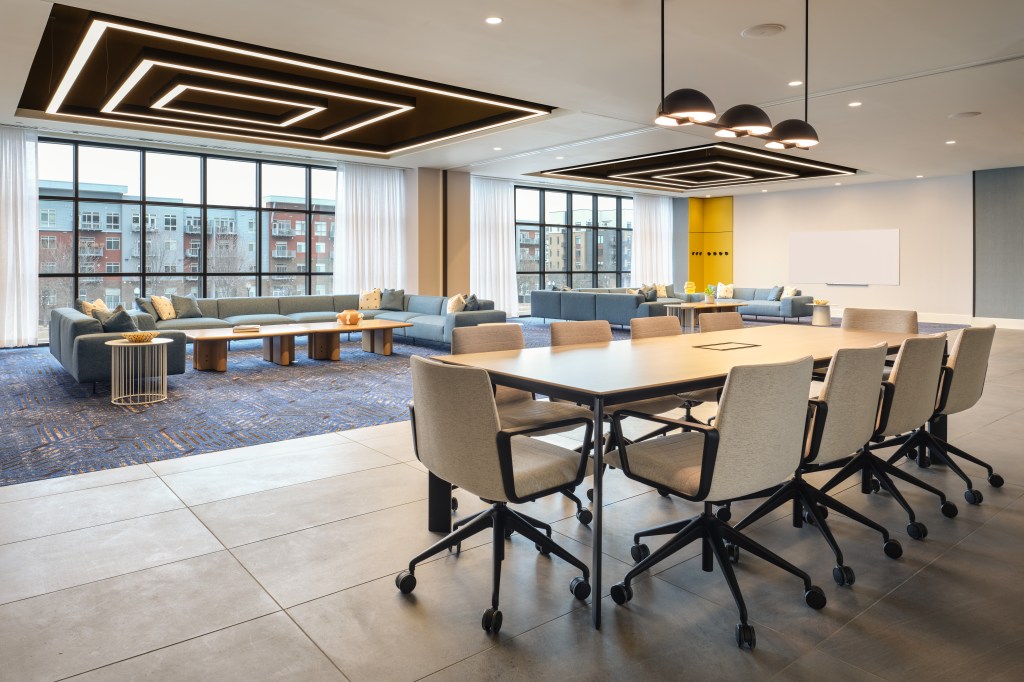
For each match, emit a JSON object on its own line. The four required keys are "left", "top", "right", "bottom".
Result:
{"left": 534, "top": 142, "right": 857, "bottom": 192}
{"left": 18, "top": 5, "right": 553, "bottom": 157}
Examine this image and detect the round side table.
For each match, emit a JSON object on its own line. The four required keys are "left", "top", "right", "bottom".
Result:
{"left": 811, "top": 304, "right": 833, "bottom": 327}
{"left": 105, "top": 338, "right": 172, "bottom": 406}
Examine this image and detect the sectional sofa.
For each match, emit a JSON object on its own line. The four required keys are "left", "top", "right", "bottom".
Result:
{"left": 49, "top": 293, "right": 504, "bottom": 384}
{"left": 529, "top": 287, "right": 813, "bottom": 325}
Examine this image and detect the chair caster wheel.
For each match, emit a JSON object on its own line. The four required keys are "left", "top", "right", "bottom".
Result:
{"left": 535, "top": 543, "right": 551, "bottom": 556}
{"left": 883, "top": 538, "right": 903, "bottom": 559}
{"left": 907, "top": 521, "right": 928, "bottom": 540}
{"left": 804, "top": 585, "right": 827, "bottom": 610}
{"left": 833, "top": 565, "right": 856, "bottom": 587}
{"left": 940, "top": 501, "right": 959, "bottom": 518}
{"left": 657, "top": 488, "right": 671, "bottom": 498}
{"left": 450, "top": 497, "right": 459, "bottom": 511}
{"left": 988, "top": 473, "right": 1004, "bottom": 488}
{"left": 570, "top": 576, "right": 591, "bottom": 600}
{"left": 630, "top": 543, "right": 651, "bottom": 563}
{"left": 725, "top": 542, "right": 740, "bottom": 563}
{"left": 736, "top": 623, "right": 756, "bottom": 649}
{"left": 576, "top": 508, "right": 593, "bottom": 525}
{"left": 481, "top": 607, "right": 503, "bottom": 633}
{"left": 395, "top": 571, "right": 416, "bottom": 594}
{"left": 869, "top": 479, "right": 881, "bottom": 493}
{"left": 716, "top": 506, "right": 732, "bottom": 523}
{"left": 586, "top": 488, "right": 594, "bottom": 502}
{"left": 917, "top": 454, "right": 931, "bottom": 468}
{"left": 964, "top": 489, "right": 983, "bottom": 505}
{"left": 610, "top": 582, "right": 633, "bottom": 605}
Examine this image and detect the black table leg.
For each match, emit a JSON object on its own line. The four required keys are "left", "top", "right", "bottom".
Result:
{"left": 428, "top": 471, "right": 452, "bottom": 533}
{"left": 592, "top": 397, "right": 604, "bottom": 629}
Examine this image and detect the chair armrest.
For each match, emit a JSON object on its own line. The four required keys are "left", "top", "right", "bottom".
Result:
{"left": 803, "top": 399, "right": 829, "bottom": 464}
{"left": 872, "top": 381, "right": 896, "bottom": 437}
{"left": 498, "top": 416, "right": 595, "bottom": 440}
{"left": 496, "top": 418, "right": 595, "bottom": 503}
{"left": 933, "top": 365, "right": 954, "bottom": 415}
{"left": 610, "top": 409, "right": 715, "bottom": 436}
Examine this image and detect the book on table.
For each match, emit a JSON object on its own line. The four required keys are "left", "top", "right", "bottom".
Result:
{"left": 232, "top": 324, "right": 260, "bottom": 333}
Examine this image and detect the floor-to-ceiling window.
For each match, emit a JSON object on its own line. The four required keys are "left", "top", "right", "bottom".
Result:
{"left": 514, "top": 186, "right": 632, "bottom": 313}
{"left": 36, "top": 139, "right": 336, "bottom": 336}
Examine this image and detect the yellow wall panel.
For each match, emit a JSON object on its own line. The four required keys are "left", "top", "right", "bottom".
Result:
{"left": 703, "top": 197, "right": 733, "bottom": 233}
{"left": 688, "top": 197, "right": 704, "bottom": 233}
{"left": 688, "top": 197, "right": 733, "bottom": 288}
{"left": 703, "top": 231, "right": 734, "bottom": 286}
{"left": 688, "top": 232, "right": 705, "bottom": 289}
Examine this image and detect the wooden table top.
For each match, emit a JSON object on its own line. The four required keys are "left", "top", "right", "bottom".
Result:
{"left": 663, "top": 301, "right": 748, "bottom": 310}
{"left": 442, "top": 324, "right": 929, "bottom": 401}
{"left": 181, "top": 319, "right": 413, "bottom": 341}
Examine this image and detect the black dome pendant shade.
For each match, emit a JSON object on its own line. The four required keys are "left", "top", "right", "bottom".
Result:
{"left": 715, "top": 104, "right": 773, "bottom": 136}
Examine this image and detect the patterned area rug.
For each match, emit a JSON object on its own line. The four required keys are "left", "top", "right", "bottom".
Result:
{"left": 0, "top": 317, "right": 961, "bottom": 486}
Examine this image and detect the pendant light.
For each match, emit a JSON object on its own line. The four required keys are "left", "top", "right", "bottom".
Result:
{"left": 716, "top": 104, "right": 773, "bottom": 137}
{"left": 655, "top": 0, "right": 715, "bottom": 126}
{"left": 767, "top": 0, "right": 819, "bottom": 148}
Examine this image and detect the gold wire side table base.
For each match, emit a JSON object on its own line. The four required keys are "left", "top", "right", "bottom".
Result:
{"left": 106, "top": 338, "right": 172, "bottom": 406}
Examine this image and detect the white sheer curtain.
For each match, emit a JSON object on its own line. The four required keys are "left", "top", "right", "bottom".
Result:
{"left": 630, "top": 193, "right": 673, "bottom": 287}
{"left": 470, "top": 177, "right": 519, "bottom": 316}
{"left": 0, "top": 126, "right": 39, "bottom": 347}
{"left": 333, "top": 163, "right": 406, "bottom": 293}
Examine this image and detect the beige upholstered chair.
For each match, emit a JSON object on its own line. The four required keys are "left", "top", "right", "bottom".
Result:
{"left": 606, "top": 356, "right": 826, "bottom": 649}
{"left": 731, "top": 344, "right": 903, "bottom": 587}
{"left": 841, "top": 308, "right": 919, "bottom": 333}
{"left": 891, "top": 325, "right": 1001, "bottom": 503}
{"left": 452, "top": 324, "right": 595, "bottom": 524}
{"left": 396, "top": 356, "right": 593, "bottom": 634}
{"left": 629, "top": 315, "right": 682, "bottom": 339}
{"left": 818, "top": 334, "right": 958, "bottom": 540}
{"left": 699, "top": 311, "right": 744, "bottom": 333}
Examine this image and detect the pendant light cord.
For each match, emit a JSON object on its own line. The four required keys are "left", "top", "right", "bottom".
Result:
{"left": 804, "top": 0, "right": 809, "bottom": 122}
{"left": 660, "top": 0, "right": 666, "bottom": 109}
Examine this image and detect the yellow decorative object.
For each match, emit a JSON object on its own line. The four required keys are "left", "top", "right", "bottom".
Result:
{"left": 683, "top": 281, "right": 696, "bottom": 294}
{"left": 121, "top": 331, "right": 159, "bottom": 343}
{"left": 337, "top": 310, "right": 364, "bottom": 325}
{"left": 813, "top": 299, "right": 830, "bottom": 306}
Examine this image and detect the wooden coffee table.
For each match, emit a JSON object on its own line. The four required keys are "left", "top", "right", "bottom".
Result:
{"left": 182, "top": 319, "right": 413, "bottom": 372}
{"left": 664, "top": 301, "right": 748, "bottom": 332}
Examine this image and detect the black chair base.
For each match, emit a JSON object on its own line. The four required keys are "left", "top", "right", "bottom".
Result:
{"left": 892, "top": 426, "right": 1004, "bottom": 504}
{"left": 731, "top": 475, "right": 903, "bottom": 584}
{"left": 819, "top": 445, "right": 958, "bottom": 540}
{"left": 396, "top": 502, "right": 590, "bottom": 634}
{"left": 610, "top": 503, "right": 826, "bottom": 649}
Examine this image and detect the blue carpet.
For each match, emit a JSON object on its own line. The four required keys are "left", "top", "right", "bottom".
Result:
{"left": 0, "top": 317, "right": 961, "bottom": 486}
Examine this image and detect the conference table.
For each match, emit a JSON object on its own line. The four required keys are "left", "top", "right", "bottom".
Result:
{"left": 437, "top": 324, "right": 929, "bottom": 628}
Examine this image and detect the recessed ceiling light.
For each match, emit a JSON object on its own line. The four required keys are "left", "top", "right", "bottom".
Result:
{"left": 788, "top": 80, "right": 803, "bottom": 87}
{"left": 946, "top": 140, "right": 956, "bottom": 145}
{"left": 761, "top": 189, "right": 768, "bottom": 192}
{"left": 485, "top": 17, "right": 502, "bottom": 25}
{"left": 705, "top": 194, "right": 711, "bottom": 198}
{"left": 949, "top": 111, "right": 981, "bottom": 119}
{"left": 834, "top": 182, "right": 842, "bottom": 186}
{"left": 741, "top": 23, "right": 786, "bottom": 38}
{"left": 492, "top": 146, "right": 502, "bottom": 151}
{"left": 916, "top": 175, "right": 924, "bottom": 178}
{"left": 555, "top": 156, "right": 564, "bottom": 160}
{"left": 848, "top": 101, "right": 862, "bottom": 107}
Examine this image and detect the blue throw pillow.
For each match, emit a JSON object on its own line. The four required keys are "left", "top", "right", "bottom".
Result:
{"left": 93, "top": 305, "right": 139, "bottom": 332}
{"left": 136, "top": 297, "right": 159, "bottom": 318}
{"left": 464, "top": 293, "right": 480, "bottom": 311}
{"left": 171, "top": 294, "right": 203, "bottom": 319}
{"left": 769, "top": 286, "right": 784, "bottom": 301}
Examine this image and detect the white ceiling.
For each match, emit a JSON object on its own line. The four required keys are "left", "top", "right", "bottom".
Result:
{"left": 3, "top": 0, "right": 1023, "bottom": 196}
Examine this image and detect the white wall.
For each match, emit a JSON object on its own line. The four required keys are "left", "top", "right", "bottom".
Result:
{"left": 734, "top": 175, "right": 973, "bottom": 323}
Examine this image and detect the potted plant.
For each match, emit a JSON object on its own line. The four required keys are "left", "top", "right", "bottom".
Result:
{"left": 704, "top": 284, "right": 716, "bottom": 304}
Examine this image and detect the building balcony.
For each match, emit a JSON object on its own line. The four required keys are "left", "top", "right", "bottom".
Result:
{"left": 185, "top": 248, "right": 201, "bottom": 258}
{"left": 79, "top": 277, "right": 101, "bottom": 284}
{"left": 271, "top": 250, "right": 296, "bottom": 259}
{"left": 185, "top": 275, "right": 200, "bottom": 281}
{"left": 271, "top": 275, "right": 295, "bottom": 281}
{"left": 213, "top": 228, "right": 238, "bottom": 236}
{"left": 519, "top": 237, "right": 540, "bottom": 245}
{"left": 185, "top": 225, "right": 202, "bottom": 233}
{"left": 79, "top": 223, "right": 102, "bottom": 231}
{"left": 78, "top": 247, "right": 102, "bottom": 257}
{"left": 271, "top": 226, "right": 295, "bottom": 237}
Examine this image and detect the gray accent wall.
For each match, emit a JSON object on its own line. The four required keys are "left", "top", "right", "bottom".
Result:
{"left": 975, "top": 167, "right": 1024, "bottom": 319}
{"left": 672, "top": 197, "right": 689, "bottom": 287}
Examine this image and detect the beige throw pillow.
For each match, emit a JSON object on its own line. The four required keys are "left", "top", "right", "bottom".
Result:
{"left": 717, "top": 282, "right": 734, "bottom": 298}
{"left": 79, "top": 298, "right": 108, "bottom": 317}
{"left": 655, "top": 284, "right": 668, "bottom": 298}
{"left": 446, "top": 294, "right": 467, "bottom": 313}
{"left": 359, "top": 288, "right": 382, "bottom": 310}
{"left": 150, "top": 295, "right": 176, "bottom": 320}
{"left": 782, "top": 286, "right": 798, "bottom": 298}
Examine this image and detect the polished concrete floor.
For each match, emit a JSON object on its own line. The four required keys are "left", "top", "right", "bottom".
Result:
{"left": 2, "top": 329, "right": 1023, "bottom": 681}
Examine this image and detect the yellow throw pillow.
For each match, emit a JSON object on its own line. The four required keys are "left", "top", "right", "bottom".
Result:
{"left": 359, "top": 288, "right": 382, "bottom": 310}
{"left": 655, "top": 284, "right": 668, "bottom": 298}
{"left": 683, "top": 281, "right": 696, "bottom": 294}
{"left": 446, "top": 294, "right": 467, "bottom": 313}
{"left": 150, "top": 295, "right": 176, "bottom": 320}
{"left": 627, "top": 288, "right": 641, "bottom": 295}
{"left": 79, "top": 298, "right": 108, "bottom": 316}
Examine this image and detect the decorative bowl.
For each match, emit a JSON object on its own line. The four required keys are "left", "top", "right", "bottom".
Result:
{"left": 813, "top": 299, "right": 830, "bottom": 306}
{"left": 121, "top": 331, "right": 159, "bottom": 343}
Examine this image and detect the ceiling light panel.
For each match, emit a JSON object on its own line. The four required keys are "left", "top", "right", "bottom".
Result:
{"left": 19, "top": 4, "right": 552, "bottom": 157}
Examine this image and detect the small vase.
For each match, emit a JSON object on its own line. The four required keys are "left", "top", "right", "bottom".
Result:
{"left": 705, "top": 295, "right": 716, "bottom": 304}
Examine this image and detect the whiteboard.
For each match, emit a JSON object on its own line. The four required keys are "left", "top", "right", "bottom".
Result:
{"left": 789, "top": 229, "right": 900, "bottom": 285}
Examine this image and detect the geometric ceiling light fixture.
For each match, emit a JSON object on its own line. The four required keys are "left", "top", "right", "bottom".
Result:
{"left": 653, "top": 0, "right": 820, "bottom": 150}
{"left": 18, "top": 4, "right": 553, "bottom": 157}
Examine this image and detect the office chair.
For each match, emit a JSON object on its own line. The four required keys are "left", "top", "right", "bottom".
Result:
{"left": 698, "top": 311, "right": 745, "bottom": 332}
{"left": 607, "top": 356, "right": 827, "bottom": 649}
{"left": 396, "top": 356, "right": 593, "bottom": 634}
{"left": 731, "top": 344, "right": 903, "bottom": 588}
{"left": 452, "top": 324, "right": 595, "bottom": 524}
{"left": 890, "top": 325, "right": 1002, "bottom": 503}
{"left": 817, "top": 334, "right": 958, "bottom": 539}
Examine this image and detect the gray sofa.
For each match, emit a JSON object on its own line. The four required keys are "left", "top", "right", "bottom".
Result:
{"left": 530, "top": 286, "right": 814, "bottom": 325}
{"left": 49, "top": 308, "right": 188, "bottom": 384}
{"left": 148, "top": 294, "right": 505, "bottom": 345}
